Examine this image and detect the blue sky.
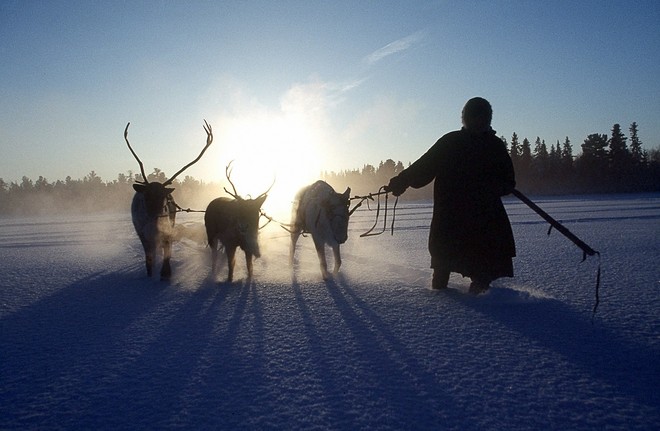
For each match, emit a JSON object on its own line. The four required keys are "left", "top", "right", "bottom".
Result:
{"left": 2, "top": 0, "right": 659, "bottom": 191}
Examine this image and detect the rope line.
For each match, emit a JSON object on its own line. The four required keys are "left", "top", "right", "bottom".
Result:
{"left": 349, "top": 186, "right": 399, "bottom": 237}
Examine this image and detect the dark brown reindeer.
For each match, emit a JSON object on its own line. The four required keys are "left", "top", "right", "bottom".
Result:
{"left": 125, "top": 120, "right": 213, "bottom": 280}
{"left": 204, "top": 162, "right": 271, "bottom": 282}
{"left": 290, "top": 180, "right": 351, "bottom": 280}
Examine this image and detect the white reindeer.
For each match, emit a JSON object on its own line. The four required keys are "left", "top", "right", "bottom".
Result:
{"left": 125, "top": 120, "right": 213, "bottom": 280}
{"left": 290, "top": 180, "right": 351, "bottom": 280}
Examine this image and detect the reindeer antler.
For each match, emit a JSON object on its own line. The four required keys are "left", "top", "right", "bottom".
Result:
{"left": 164, "top": 120, "right": 214, "bottom": 186}
{"left": 255, "top": 176, "right": 275, "bottom": 201}
{"left": 223, "top": 160, "right": 275, "bottom": 201}
{"left": 223, "top": 160, "right": 240, "bottom": 199}
{"left": 124, "top": 122, "right": 149, "bottom": 184}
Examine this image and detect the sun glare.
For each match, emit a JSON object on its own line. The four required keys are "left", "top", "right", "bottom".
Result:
{"left": 209, "top": 111, "right": 324, "bottom": 220}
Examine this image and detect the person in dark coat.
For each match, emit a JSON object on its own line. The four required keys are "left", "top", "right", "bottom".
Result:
{"left": 385, "top": 97, "right": 516, "bottom": 294}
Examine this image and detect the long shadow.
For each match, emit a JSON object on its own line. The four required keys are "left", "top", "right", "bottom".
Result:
{"left": 197, "top": 278, "right": 270, "bottom": 428}
{"left": 0, "top": 269, "right": 265, "bottom": 429}
{"left": 101, "top": 278, "right": 265, "bottom": 429}
{"left": 290, "top": 279, "right": 359, "bottom": 424}
{"left": 320, "top": 275, "right": 465, "bottom": 428}
{"left": 0, "top": 270, "right": 171, "bottom": 427}
{"left": 449, "top": 287, "right": 660, "bottom": 414}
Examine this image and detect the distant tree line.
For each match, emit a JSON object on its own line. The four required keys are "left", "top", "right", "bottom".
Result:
{"left": 325, "top": 121, "right": 660, "bottom": 197}
{"left": 1, "top": 122, "right": 658, "bottom": 215}
{"left": 505, "top": 122, "right": 659, "bottom": 194}
{"left": 0, "top": 170, "right": 219, "bottom": 216}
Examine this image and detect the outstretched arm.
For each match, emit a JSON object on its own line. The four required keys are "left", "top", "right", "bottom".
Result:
{"left": 385, "top": 138, "right": 444, "bottom": 196}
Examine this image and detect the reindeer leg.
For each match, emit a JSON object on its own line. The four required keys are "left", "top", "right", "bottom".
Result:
{"left": 209, "top": 238, "right": 218, "bottom": 278}
{"left": 313, "top": 236, "right": 330, "bottom": 280}
{"left": 290, "top": 230, "right": 301, "bottom": 266}
{"left": 245, "top": 252, "right": 254, "bottom": 281}
{"left": 160, "top": 238, "right": 172, "bottom": 280}
{"left": 139, "top": 235, "right": 154, "bottom": 277}
{"left": 145, "top": 256, "right": 153, "bottom": 276}
{"left": 332, "top": 243, "right": 341, "bottom": 275}
{"left": 226, "top": 246, "right": 237, "bottom": 283}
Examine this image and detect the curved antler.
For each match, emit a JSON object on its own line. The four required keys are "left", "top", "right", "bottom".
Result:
{"left": 222, "top": 160, "right": 274, "bottom": 201}
{"left": 164, "top": 120, "right": 214, "bottom": 186}
{"left": 255, "top": 176, "right": 275, "bottom": 201}
{"left": 124, "top": 122, "right": 148, "bottom": 184}
{"left": 223, "top": 160, "right": 240, "bottom": 199}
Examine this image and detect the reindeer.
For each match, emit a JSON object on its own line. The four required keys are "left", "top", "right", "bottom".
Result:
{"left": 290, "top": 180, "right": 351, "bottom": 280}
{"left": 204, "top": 162, "right": 271, "bottom": 282}
{"left": 125, "top": 120, "right": 213, "bottom": 280}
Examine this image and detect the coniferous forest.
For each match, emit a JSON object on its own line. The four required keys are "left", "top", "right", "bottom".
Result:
{"left": 1, "top": 122, "right": 659, "bottom": 216}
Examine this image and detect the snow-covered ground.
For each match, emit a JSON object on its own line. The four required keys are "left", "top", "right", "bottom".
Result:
{"left": 1, "top": 193, "right": 658, "bottom": 430}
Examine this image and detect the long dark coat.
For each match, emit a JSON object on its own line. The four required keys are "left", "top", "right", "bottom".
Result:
{"left": 394, "top": 128, "right": 516, "bottom": 280}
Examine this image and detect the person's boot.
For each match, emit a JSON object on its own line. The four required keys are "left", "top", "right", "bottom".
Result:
{"left": 432, "top": 269, "right": 450, "bottom": 290}
{"left": 469, "top": 277, "right": 491, "bottom": 295}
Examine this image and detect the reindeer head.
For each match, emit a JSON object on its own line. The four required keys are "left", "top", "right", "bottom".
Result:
{"left": 327, "top": 187, "right": 351, "bottom": 244}
{"left": 222, "top": 161, "right": 272, "bottom": 257}
{"left": 125, "top": 120, "right": 213, "bottom": 217}
{"left": 234, "top": 194, "right": 267, "bottom": 258}
{"left": 132, "top": 182, "right": 175, "bottom": 218}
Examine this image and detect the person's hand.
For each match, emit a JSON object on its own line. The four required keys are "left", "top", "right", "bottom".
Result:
{"left": 385, "top": 176, "right": 407, "bottom": 197}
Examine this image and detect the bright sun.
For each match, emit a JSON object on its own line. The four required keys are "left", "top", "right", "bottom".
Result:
{"left": 209, "top": 110, "right": 324, "bottom": 221}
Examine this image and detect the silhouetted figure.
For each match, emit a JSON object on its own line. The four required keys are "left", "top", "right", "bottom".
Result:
{"left": 386, "top": 97, "right": 516, "bottom": 293}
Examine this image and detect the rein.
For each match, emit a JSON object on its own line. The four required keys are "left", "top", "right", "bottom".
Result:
{"left": 171, "top": 199, "right": 205, "bottom": 214}
{"left": 173, "top": 207, "right": 206, "bottom": 213}
{"left": 258, "top": 210, "right": 278, "bottom": 230}
{"left": 166, "top": 186, "right": 400, "bottom": 239}
{"left": 350, "top": 187, "right": 399, "bottom": 237}
{"left": 172, "top": 200, "right": 273, "bottom": 231}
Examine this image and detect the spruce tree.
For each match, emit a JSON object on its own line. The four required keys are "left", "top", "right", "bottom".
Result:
{"left": 510, "top": 132, "right": 520, "bottom": 161}
{"left": 608, "top": 123, "right": 628, "bottom": 166}
{"left": 533, "top": 137, "right": 549, "bottom": 160}
{"left": 582, "top": 133, "right": 608, "bottom": 160}
{"left": 521, "top": 138, "right": 532, "bottom": 166}
{"left": 561, "top": 136, "right": 573, "bottom": 165}
{"left": 560, "top": 136, "right": 574, "bottom": 183}
{"left": 533, "top": 137, "right": 549, "bottom": 183}
{"left": 579, "top": 133, "right": 609, "bottom": 189}
{"left": 517, "top": 137, "right": 533, "bottom": 189}
{"left": 629, "top": 122, "right": 643, "bottom": 165}
{"left": 549, "top": 141, "right": 558, "bottom": 161}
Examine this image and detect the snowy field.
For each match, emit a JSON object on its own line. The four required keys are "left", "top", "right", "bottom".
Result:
{"left": 1, "top": 193, "right": 658, "bottom": 430}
